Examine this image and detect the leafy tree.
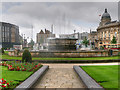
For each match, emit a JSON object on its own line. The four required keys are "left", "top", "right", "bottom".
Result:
{"left": 22, "top": 49, "right": 32, "bottom": 63}
{"left": 82, "top": 37, "right": 89, "bottom": 47}
{"left": 111, "top": 36, "right": 117, "bottom": 44}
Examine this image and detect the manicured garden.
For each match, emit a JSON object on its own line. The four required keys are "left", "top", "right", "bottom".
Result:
{"left": 0, "top": 50, "right": 43, "bottom": 89}
{"left": 81, "top": 65, "right": 118, "bottom": 88}
{"left": 0, "top": 61, "right": 42, "bottom": 89}
{"left": 1, "top": 54, "right": 119, "bottom": 61}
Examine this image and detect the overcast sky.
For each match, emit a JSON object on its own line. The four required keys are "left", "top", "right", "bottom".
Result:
{"left": 1, "top": 1, "right": 119, "bottom": 42}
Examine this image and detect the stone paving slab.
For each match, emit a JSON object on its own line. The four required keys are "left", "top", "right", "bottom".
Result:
{"left": 32, "top": 68, "right": 85, "bottom": 88}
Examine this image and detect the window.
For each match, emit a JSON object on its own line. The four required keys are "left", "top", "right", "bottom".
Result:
{"left": 2, "top": 37, "right": 4, "bottom": 42}
{"left": 7, "top": 27, "right": 9, "bottom": 42}
{"left": 102, "top": 32, "right": 103, "bottom": 39}
{"left": 2, "top": 26, "right": 5, "bottom": 42}
{"left": 105, "top": 32, "right": 106, "bottom": 39}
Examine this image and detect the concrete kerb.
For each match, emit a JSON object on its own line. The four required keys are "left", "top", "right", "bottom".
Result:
{"left": 73, "top": 66, "right": 104, "bottom": 90}
{"left": 14, "top": 65, "right": 49, "bottom": 90}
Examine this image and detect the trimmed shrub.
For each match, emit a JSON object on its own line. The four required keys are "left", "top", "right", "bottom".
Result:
{"left": 118, "top": 52, "right": 120, "bottom": 56}
{"left": 1, "top": 48, "right": 4, "bottom": 54}
{"left": 22, "top": 49, "right": 32, "bottom": 63}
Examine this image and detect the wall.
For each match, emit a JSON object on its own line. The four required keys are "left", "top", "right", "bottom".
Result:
{"left": 8, "top": 50, "right": 119, "bottom": 58}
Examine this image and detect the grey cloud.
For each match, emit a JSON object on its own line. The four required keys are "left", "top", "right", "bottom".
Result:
{"left": 6, "top": 2, "right": 118, "bottom": 24}
{"left": 1, "top": 2, "right": 118, "bottom": 41}
{"left": 118, "top": 1, "right": 120, "bottom": 20}
{"left": 2, "top": 0, "right": 119, "bottom": 2}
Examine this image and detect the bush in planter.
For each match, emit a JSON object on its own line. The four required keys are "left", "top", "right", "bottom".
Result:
{"left": 22, "top": 49, "right": 32, "bottom": 63}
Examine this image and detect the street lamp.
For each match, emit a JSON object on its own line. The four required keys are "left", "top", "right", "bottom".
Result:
{"left": 74, "top": 30, "right": 76, "bottom": 38}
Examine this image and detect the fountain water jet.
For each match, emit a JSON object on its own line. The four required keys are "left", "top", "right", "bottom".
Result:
{"left": 47, "top": 37, "right": 78, "bottom": 51}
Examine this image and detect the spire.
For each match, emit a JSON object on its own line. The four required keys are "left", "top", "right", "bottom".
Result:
{"left": 51, "top": 24, "right": 53, "bottom": 33}
{"left": 40, "top": 29, "right": 44, "bottom": 34}
{"left": 105, "top": 8, "right": 107, "bottom": 13}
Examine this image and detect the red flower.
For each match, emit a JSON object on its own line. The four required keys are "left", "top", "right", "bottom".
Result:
{"left": 7, "top": 83, "right": 9, "bottom": 85}
{"left": 2, "top": 85, "right": 6, "bottom": 87}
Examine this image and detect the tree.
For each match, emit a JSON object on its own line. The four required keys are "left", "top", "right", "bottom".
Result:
{"left": 82, "top": 37, "right": 89, "bottom": 47}
{"left": 22, "top": 49, "right": 32, "bottom": 63}
{"left": 111, "top": 36, "right": 117, "bottom": 44}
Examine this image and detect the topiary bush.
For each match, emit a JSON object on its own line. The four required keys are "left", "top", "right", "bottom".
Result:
{"left": 1, "top": 48, "right": 4, "bottom": 54}
{"left": 22, "top": 49, "right": 32, "bottom": 63}
{"left": 118, "top": 52, "right": 120, "bottom": 56}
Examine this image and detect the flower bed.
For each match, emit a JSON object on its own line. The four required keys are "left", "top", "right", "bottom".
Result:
{"left": 0, "top": 61, "right": 42, "bottom": 72}
{"left": 0, "top": 78, "right": 9, "bottom": 88}
{"left": 0, "top": 61, "right": 43, "bottom": 89}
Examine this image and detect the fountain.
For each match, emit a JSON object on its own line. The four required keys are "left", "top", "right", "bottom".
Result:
{"left": 47, "top": 37, "right": 78, "bottom": 51}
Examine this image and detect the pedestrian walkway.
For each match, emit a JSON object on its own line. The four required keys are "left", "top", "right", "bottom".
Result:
{"left": 32, "top": 65, "right": 85, "bottom": 88}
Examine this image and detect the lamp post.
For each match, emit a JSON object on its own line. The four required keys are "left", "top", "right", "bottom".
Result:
{"left": 74, "top": 30, "right": 76, "bottom": 38}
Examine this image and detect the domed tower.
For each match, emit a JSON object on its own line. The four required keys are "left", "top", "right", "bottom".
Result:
{"left": 99, "top": 8, "right": 111, "bottom": 26}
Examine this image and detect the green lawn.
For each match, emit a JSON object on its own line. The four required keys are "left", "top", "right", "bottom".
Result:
{"left": 4, "top": 51, "right": 9, "bottom": 54}
{"left": 1, "top": 54, "right": 119, "bottom": 60}
{"left": 81, "top": 65, "right": 118, "bottom": 88}
{"left": 0, "top": 66, "right": 33, "bottom": 88}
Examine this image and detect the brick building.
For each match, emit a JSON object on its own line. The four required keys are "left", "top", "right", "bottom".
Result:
{"left": 36, "top": 29, "right": 55, "bottom": 44}
{"left": 88, "top": 31, "right": 98, "bottom": 49}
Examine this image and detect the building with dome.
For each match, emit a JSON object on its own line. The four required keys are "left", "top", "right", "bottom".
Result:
{"left": 96, "top": 8, "right": 120, "bottom": 49}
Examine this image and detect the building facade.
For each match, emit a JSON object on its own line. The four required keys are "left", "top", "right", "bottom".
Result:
{"left": 36, "top": 29, "right": 55, "bottom": 44}
{"left": 88, "top": 31, "right": 98, "bottom": 49}
{"left": 59, "top": 33, "right": 78, "bottom": 39}
{"left": 0, "top": 22, "right": 21, "bottom": 48}
{"left": 97, "top": 9, "right": 120, "bottom": 48}
{"left": 59, "top": 32, "right": 89, "bottom": 40}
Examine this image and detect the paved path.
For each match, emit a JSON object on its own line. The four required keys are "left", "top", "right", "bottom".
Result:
{"left": 33, "top": 65, "right": 85, "bottom": 88}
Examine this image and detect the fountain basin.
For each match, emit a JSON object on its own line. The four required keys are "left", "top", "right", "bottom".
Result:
{"left": 47, "top": 38, "right": 78, "bottom": 51}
